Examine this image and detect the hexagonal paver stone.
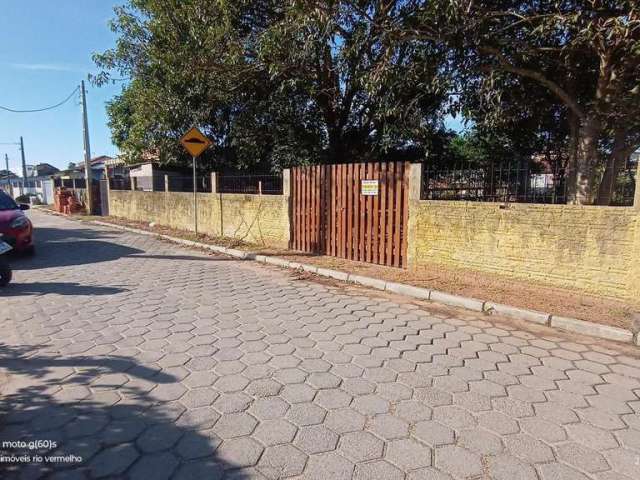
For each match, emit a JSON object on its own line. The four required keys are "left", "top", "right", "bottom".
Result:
{"left": 354, "top": 460, "right": 404, "bottom": 480}
{"left": 504, "top": 433, "right": 555, "bottom": 464}
{"left": 555, "top": 442, "right": 610, "bottom": 473}
{"left": 286, "top": 403, "right": 327, "bottom": 426}
{"left": 213, "top": 392, "right": 252, "bottom": 414}
{"left": 129, "top": 452, "right": 180, "bottom": 480}
{"left": 386, "top": 438, "right": 432, "bottom": 470}
{"left": 457, "top": 427, "right": 504, "bottom": 455}
{"left": 180, "top": 388, "right": 219, "bottom": 408}
{"left": 324, "top": 408, "right": 367, "bottom": 434}
{"left": 518, "top": 417, "right": 567, "bottom": 444}
{"left": 254, "top": 419, "right": 298, "bottom": 446}
{"left": 184, "top": 371, "right": 218, "bottom": 388}
{"left": 338, "top": 431, "right": 384, "bottom": 462}
{"left": 433, "top": 405, "right": 477, "bottom": 430}
{"left": 176, "top": 406, "right": 220, "bottom": 430}
{"left": 615, "top": 428, "right": 640, "bottom": 452}
{"left": 477, "top": 411, "right": 520, "bottom": 435}
{"left": 369, "top": 414, "right": 410, "bottom": 440}
{"left": 486, "top": 454, "right": 538, "bottom": 480}
{"left": 64, "top": 413, "right": 110, "bottom": 438}
{"left": 395, "top": 400, "right": 433, "bottom": 423}
{"left": 215, "top": 375, "right": 250, "bottom": 393}
{"left": 413, "top": 420, "right": 455, "bottom": 447}
{"left": 281, "top": 384, "right": 317, "bottom": 404}
{"left": 100, "top": 419, "right": 146, "bottom": 445}
{"left": 295, "top": 425, "right": 339, "bottom": 454}
{"left": 245, "top": 379, "right": 283, "bottom": 397}
{"left": 213, "top": 413, "right": 257, "bottom": 439}
{"left": 303, "top": 452, "right": 355, "bottom": 480}
{"left": 137, "top": 424, "right": 184, "bottom": 453}
{"left": 308, "top": 372, "right": 342, "bottom": 389}
{"left": 249, "top": 397, "right": 290, "bottom": 420}
{"left": 173, "top": 458, "right": 224, "bottom": 480}
{"left": 314, "top": 389, "right": 353, "bottom": 410}
{"left": 176, "top": 430, "right": 222, "bottom": 459}
{"left": 565, "top": 423, "right": 618, "bottom": 450}
{"left": 217, "top": 437, "right": 264, "bottom": 468}
{"left": 435, "top": 445, "right": 483, "bottom": 479}
{"left": 258, "top": 444, "right": 308, "bottom": 479}
{"left": 536, "top": 462, "right": 591, "bottom": 480}
{"left": 89, "top": 443, "right": 139, "bottom": 478}
{"left": 353, "top": 394, "right": 390, "bottom": 415}
{"left": 151, "top": 383, "right": 188, "bottom": 402}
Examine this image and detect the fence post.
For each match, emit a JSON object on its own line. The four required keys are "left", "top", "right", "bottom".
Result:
{"left": 164, "top": 174, "right": 169, "bottom": 193}
{"left": 634, "top": 161, "right": 640, "bottom": 210}
{"left": 282, "top": 169, "right": 291, "bottom": 196}
{"left": 211, "top": 172, "right": 218, "bottom": 194}
{"left": 258, "top": 181, "right": 263, "bottom": 196}
{"left": 409, "top": 163, "right": 423, "bottom": 201}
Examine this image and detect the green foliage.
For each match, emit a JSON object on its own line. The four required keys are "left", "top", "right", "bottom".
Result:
{"left": 94, "top": 0, "right": 451, "bottom": 171}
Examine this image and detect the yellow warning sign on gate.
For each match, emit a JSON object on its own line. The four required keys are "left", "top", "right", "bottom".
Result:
{"left": 180, "top": 127, "right": 212, "bottom": 157}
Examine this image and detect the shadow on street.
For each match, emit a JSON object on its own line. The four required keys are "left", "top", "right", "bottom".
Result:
{"left": 0, "top": 343, "right": 248, "bottom": 479}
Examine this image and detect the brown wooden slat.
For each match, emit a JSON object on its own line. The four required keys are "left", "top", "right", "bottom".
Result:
{"left": 371, "top": 163, "right": 379, "bottom": 264}
{"left": 378, "top": 162, "right": 387, "bottom": 265}
{"left": 401, "top": 161, "right": 410, "bottom": 267}
{"left": 385, "top": 162, "right": 395, "bottom": 266}
{"left": 393, "top": 162, "right": 403, "bottom": 267}
{"left": 340, "top": 163, "right": 346, "bottom": 258}
{"left": 357, "top": 163, "right": 364, "bottom": 262}
{"left": 345, "top": 163, "right": 352, "bottom": 260}
{"left": 365, "top": 162, "right": 373, "bottom": 263}
{"left": 329, "top": 165, "right": 335, "bottom": 256}
{"left": 332, "top": 164, "right": 337, "bottom": 256}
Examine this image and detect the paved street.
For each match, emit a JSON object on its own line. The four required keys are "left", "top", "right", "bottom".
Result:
{"left": 1, "top": 210, "right": 639, "bottom": 480}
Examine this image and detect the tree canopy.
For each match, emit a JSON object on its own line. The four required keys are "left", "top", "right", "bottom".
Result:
{"left": 94, "top": 0, "right": 640, "bottom": 204}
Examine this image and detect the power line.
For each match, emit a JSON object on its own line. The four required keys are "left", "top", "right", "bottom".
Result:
{"left": 0, "top": 86, "right": 80, "bottom": 113}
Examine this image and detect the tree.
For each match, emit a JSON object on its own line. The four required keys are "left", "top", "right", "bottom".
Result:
{"left": 424, "top": 1, "right": 640, "bottom": 205}
{"left": 93, "top": 0, "right": 452, "bottom": 170}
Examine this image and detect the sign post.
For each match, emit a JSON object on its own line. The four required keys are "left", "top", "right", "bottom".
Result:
{"left": 180, "top": 127, "right": 212, "bottom": 235}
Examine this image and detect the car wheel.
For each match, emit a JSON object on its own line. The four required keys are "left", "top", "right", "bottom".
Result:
{"left": 0, "top": 261, "right": 11, "bottom": 287}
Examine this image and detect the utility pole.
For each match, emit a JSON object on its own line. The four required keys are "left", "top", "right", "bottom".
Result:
{"left": 4, "top": 153, "right": 8, "bottom": 196}
{"left": 81, "top": 80, "right": 93, "bottom": 214}
{"left": 19, "top": 137, "right": 26, "bottom": 196}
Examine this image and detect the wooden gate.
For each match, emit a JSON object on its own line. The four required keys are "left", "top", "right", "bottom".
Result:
{"left": 291, "top": 162, "right": 410, "bottom": 268}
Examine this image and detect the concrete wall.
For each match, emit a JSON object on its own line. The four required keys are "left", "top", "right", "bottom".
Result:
{"left": 407, "top": 200, "right": 640, "bottom": 302}
{"left": 108, "top": 190, "right": 290, "bottom": 248}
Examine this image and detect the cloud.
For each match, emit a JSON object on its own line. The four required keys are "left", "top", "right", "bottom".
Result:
{"left": 8, "top": 63, "right": 88, "bottom": 73}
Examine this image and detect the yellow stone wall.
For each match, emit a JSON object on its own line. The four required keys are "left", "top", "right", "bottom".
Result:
{"left": 408, "top": 201, "right": 640, "bottom": 302}
{"left": 108, "top": 190, "right": 290, "bottom": 248}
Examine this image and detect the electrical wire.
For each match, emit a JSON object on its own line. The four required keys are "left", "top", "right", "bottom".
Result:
{"left": 0, "top": 86, "right": 80, "bottom": 113}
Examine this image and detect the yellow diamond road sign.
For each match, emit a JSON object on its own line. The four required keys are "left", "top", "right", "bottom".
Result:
{"left": 180, "top": 127, "right": 212, "bottom": 157}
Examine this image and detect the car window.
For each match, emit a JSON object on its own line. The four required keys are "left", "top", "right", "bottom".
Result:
{"left": 0, "top": 193, "right": 18, "bottom": 211}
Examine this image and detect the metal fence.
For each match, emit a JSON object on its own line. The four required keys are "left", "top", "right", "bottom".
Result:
{"left": 108, "top": 173, "right": 283, "bottom": 195}
{"left": 422, "top": 164, "right": 568, "bottom": 204}
{"left": 422, "top": 162, "right": 637, "bottom": 206}
{"left": 217, "top": 174, "right": 283, "bottom": 195}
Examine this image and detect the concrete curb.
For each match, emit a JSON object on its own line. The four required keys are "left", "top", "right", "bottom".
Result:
{"left": 41, "top": 211, "right": 637, "bottom": 347}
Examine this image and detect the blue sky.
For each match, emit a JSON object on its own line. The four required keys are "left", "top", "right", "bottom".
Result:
{"left": 0, "top": 1, "right": 123, "bottom": 173}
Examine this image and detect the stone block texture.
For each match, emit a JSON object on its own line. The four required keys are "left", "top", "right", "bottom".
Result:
{"left": 1, "top": 210, "right": 640, "bottom": 479}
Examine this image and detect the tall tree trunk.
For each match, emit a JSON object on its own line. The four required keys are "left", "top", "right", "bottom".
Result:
{"left": 565, "top": 112, "right": 580, "bottom": 203}
{"left": 574, "top": 117, "right": 601, "bottom": 205}
{"left": 595, "top": 129, "right": 628, "bottom": 205}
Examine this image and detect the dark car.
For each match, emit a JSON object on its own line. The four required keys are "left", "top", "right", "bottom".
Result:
{"left": 0, "top": 191, "right": 34, "bottom": 254}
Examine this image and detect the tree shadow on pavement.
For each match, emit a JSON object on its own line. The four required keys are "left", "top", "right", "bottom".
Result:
{"left": 12, "top": 227, "right": 239, "bottom": 271}
{"left": 1, "top": 282, "right": 129, "bottom": 297}
{"left": 0, "top": 343, "right": 250, "bottom": 479}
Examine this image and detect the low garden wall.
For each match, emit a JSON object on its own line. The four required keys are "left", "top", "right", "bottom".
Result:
{"left": 108, "top": 190, "right": 290, "bottom": 248}
{"left": 407, "top": 200, "right": 640, "bottom": 302}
